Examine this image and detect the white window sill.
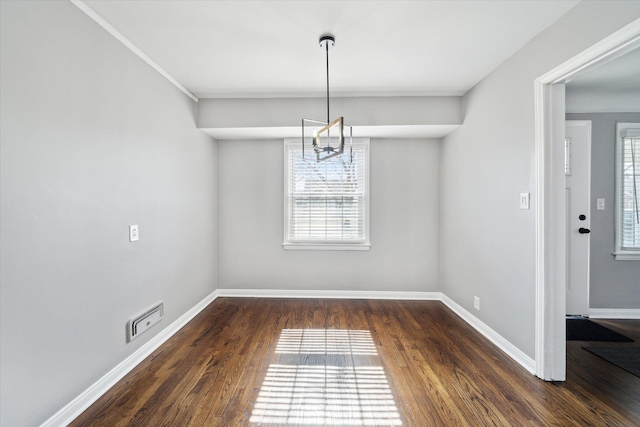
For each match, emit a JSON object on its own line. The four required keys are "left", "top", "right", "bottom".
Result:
{"left": 613, "top": 251, "right": 640, "bottom": 261}
{"left": 283, "top": 243, "right": 371, "bottom": 251}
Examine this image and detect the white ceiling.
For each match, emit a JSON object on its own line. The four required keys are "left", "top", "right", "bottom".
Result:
{"left": 82, "top": 0, "right": 579, "bottom": 99}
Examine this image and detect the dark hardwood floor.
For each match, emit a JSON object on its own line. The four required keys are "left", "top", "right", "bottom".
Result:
{"left": 71, "top": 299, "right": 640, "bottom": 426}
{"left": 565, "top": 317, "right": 640, "bottom": 421}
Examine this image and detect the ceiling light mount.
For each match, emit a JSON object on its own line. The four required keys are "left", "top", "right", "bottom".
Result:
{"left": 302, "top": 34, "right": 352, "bottom": 162}
{"left": 319, "top": 35, "right": 335, "bottom": 49}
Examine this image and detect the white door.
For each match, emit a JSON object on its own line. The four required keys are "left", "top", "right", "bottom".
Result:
{"left": 565, "top": 120, "right": 592, "bottom": 316}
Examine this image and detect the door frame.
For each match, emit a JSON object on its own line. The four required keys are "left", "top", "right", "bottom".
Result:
{"left": 534, "top": 19, "right": 640, "bottom": 381}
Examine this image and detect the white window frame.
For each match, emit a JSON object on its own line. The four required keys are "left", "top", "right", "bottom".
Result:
{"left": 283, "top": 138, "right": 370, "bottom": 251}
{"left": 614, "top": 122, "right": 640, "bottom": 260}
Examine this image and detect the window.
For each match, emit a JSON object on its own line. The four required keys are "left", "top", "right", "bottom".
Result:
{"left": 283, "top": 138, "right": 370, "bottom": 250}
{"left": 614, "top": 123, "right": 640, "bottom": 260}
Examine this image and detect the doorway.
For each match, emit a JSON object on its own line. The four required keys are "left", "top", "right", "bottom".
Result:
{"left": 534, "top": 21, "right": 640, "bottom": 381}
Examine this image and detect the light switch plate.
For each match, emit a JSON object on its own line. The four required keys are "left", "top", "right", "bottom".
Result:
{"left": 129, "top": 225, "right": 139, "bottom": 242}
{"left": 520, "top": 193, "right": 530, "bottom": 210}
{"left": 596, "top": 198, "right": 605, "bottom": 211}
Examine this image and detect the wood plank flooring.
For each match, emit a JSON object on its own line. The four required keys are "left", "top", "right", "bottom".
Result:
{"left": 71, "top": 299, "right": 640, "bottom": 426}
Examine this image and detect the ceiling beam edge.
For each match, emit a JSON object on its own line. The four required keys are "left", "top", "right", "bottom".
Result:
{"left": 69, "top": 0, "right": 198, "bottom": 103}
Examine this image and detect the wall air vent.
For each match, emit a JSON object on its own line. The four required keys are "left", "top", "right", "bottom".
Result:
{"left": 127, "top": 302, "right": 164, "bottom": 342}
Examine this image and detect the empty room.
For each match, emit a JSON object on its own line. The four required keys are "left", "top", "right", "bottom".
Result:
{"left": 2, "top": 1, "right": 640, "bottom": 426}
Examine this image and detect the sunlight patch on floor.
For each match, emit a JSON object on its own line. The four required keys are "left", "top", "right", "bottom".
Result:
{"left": 275, "top": 329, "right": 379, "bottom": 355}
{"left": 250, "top": 329, "right": 402, "bottom": 426}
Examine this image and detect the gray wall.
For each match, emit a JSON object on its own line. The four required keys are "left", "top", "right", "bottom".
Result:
{"left": 217, "top": 139, "right": 440, "bottom": 292}
{"left": 440, "top": 1, "right": 640, "bottom": 358}
{"left": 566, "top": 113, "right": 640, "bottom": 309}
{"left": 0, "top": 2, "right": 217, "bottom": 426}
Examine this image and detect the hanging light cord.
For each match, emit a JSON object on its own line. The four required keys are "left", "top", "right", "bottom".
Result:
{"left": 325, "top": 39, "right": 330, "bottom": 124}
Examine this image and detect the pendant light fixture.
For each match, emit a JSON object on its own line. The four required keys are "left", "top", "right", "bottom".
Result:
{"left": 302, "top": 34, "right": 353, "bottom": 162}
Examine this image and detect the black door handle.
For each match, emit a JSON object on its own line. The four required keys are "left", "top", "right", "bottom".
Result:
{"left": 579, "top": 228, "right": 591, "bottom": 234}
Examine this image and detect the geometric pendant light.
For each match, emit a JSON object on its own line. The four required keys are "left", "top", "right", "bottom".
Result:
{"left": 302, "top": 34, "right": 353, "bottom": 162}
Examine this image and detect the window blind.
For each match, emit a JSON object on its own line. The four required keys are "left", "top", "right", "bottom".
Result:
{"left": 621, "top": 135, "right": 640, "bottom": 250}
{"left": 287, "top": 145, "right": 366, "bottom": 242}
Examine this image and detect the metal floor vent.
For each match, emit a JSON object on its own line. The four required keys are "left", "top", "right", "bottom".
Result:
{"left": 128, "top": 302, "right": 164, "bottom": 342}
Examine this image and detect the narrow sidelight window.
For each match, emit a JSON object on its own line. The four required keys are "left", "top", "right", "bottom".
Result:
{"left": 614, "top": 123, "right": 640, "bottom": 259}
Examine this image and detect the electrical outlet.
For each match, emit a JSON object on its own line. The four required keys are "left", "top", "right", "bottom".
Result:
{"left": 129, "top": 225, "right": 139, "bottom": 242}
{"left": 474, "top": 296, "right": 480, "bottom": 311}
{"left": 596, "top": 198, "right": 605, "bottom": 211}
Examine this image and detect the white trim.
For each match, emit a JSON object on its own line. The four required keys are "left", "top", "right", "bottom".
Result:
{"left": 534, "top": 79, "right": 547, "bottom": 379}
{"left": 566, "top": 108, "right": 640, "bottom": 114}
{"left": 614, "top": 122, "right": 640, "bottom": 259}
{"left": 283, "top": 243, "right": 371, "bottom": 251}
{"left": 589, "top": 308, "right": 640, "bottom": 319}
{"left": 441, "top": 295, "right": 536, "bottom": 375}
{"left": 40, "top": 291, "right": 218, "bottom": 427}
{"left": 69, "top": 0, "right": 198, "bottom": 103}
{"left": 534, "top": 17, "right": 640, "bottom": 382}
{"left": 538, "top": 19, "right": 640, "bottom": 85}
{"left": 612, "top": 252, "right": 640, "bottom": 260}
{"left": 215, "top": 288, "right": 442, "bottom": 300}
{"left": 534, "top": 82, "right": 567, "bottom": 381}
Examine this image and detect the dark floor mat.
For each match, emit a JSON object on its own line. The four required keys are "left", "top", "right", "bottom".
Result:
{"left": 566, "top": 317, "right": 633, "bottom": 342}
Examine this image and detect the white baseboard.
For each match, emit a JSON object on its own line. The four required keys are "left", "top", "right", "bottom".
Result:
{"left": 40, "top": 291, "right": 218, "bottom": 427}
{"left": 441, "top": 295, "right": 536, "bottom": 375}
{"left": 215, "top": 288, "right": 443, "bottom": 300}
{"left": 589, "top": 308, "right": 640, "bottom": 319}
{"left": 44, "top": 288, "right": 536, "bottom": 426}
